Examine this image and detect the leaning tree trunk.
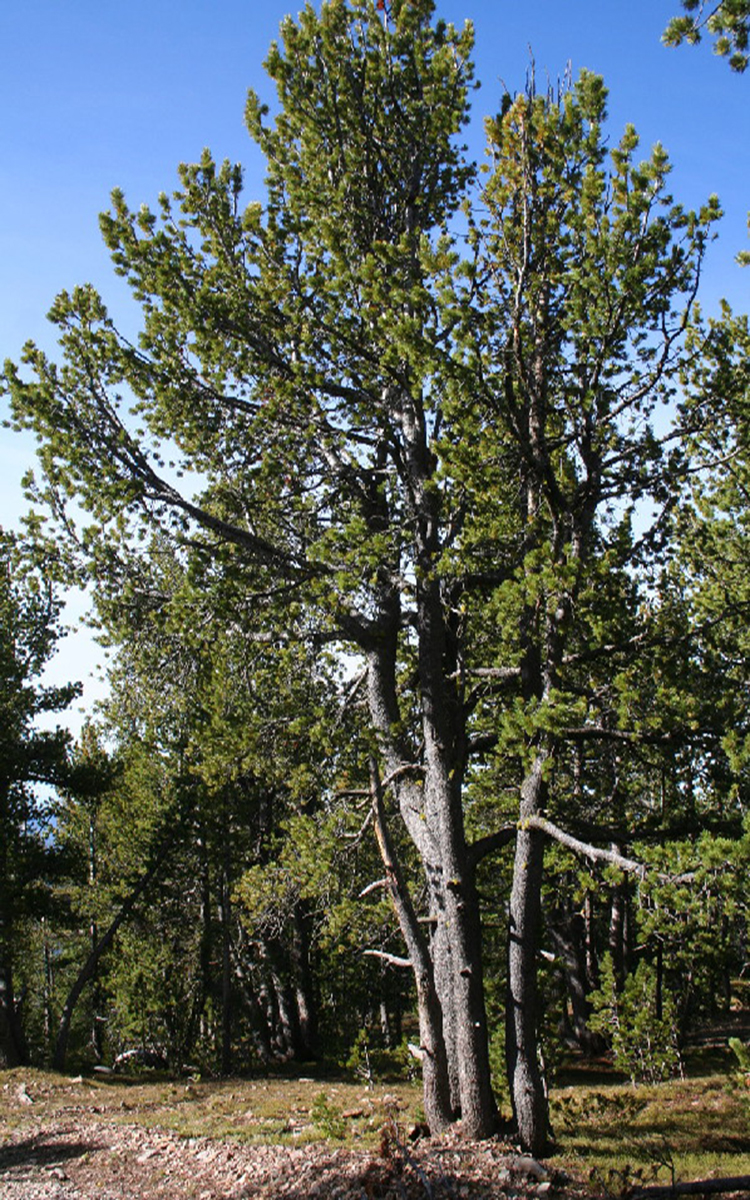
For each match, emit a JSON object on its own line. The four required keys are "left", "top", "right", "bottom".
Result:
{"left": 506, "top": 756, "right": 551, "bottom": 1157}
{"left": 370, "top": 760, "right": 454, "bottom": 1133}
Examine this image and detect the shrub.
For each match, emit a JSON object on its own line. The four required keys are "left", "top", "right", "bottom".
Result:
{"left": 589, "top": 954, "right": 682, "bottom": 1084}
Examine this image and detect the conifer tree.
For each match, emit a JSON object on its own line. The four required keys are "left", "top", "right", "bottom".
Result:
{"left": 0, "top": 531, "right": 79, "bottom": 1065}
{"left": 3, "top": 0, "right": 728, "bottom": 1148}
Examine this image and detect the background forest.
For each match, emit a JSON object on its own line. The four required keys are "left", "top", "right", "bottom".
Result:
{"left": 2, "top": 0, "right": 750, "bottom": 1160}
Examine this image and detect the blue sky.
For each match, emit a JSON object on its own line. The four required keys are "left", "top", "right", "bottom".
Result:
{"left": 1, "top": 0, "right": 749, "bottom": 724}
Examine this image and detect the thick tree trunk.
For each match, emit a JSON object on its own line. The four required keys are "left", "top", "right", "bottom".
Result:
{"left": 367, "top": 609, "right": 496, "bottom": 1132}
{"left": 428, "top": 857, "right": 496, "bottom": 1136}
{"left": 506, "top": 758, "right": 551, "bottom": 1157}
{"left": 416, "top": 565, "right": 496, "bottom": 1138}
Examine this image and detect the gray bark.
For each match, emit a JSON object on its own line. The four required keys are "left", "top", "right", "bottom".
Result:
{"left": 506, "top": 757, "right": 552, "bottom": 1157}
{"left": 369, "top": 758, "right": 453, "bottom": 1133}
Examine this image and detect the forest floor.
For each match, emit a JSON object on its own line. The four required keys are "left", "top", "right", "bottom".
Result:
{"left": 1, "top": 1055, "right": 749, "bottom": 1200}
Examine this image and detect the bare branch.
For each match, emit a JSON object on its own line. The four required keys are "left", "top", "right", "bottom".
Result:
{"left": 468, "top": 824, "right": 517, "bottom": 868}
{"left": 526, "top": 815, "right": 646, "bottom": 877}
{"left": 363, "top": 950, "right": 413, "bottom": 969}
{"left": 359, "top": 878, "right": 387, "bottom": 898}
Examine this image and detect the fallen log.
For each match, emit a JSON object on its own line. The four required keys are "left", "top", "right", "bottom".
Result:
{"left": 631, "top": 1176, "right": 750, "bottom": 1197}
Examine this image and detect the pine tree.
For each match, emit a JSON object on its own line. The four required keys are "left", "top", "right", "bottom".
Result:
{"left": 0, "top": 531, "right": 79, "bottom": 1065}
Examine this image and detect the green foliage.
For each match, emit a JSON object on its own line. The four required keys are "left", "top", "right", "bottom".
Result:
{"left": 729, "top": 1036, "right": 750, "bottom": 1072}
{"left": 589, "top": 955, "right": 682, "bottom": 1085}
{"left": 346, "top": 1028, "right": 417, "bottom": 1086}
{"left": 635, "top": 829, "right": 750, "bottom": 1023}
{"left": 0, "top": 529, "right": 79, "bottom": 1064}
{"left": 728, "top": 1037, "right": 750, "bottom": 1114}
{"left": 3, "top": 0, "right": 750, "bottom": 1143}
{"left": 664, "top": 2, "right": 750, "bottom": 71}
{"left": 310, "top": 1089, "right": 347, "bottom": 1139}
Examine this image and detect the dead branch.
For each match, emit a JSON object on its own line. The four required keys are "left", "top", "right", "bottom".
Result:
{"left": 359, "top": 877, "right": 387, "bottom": 898}
{"left": 363, "top": 950, "right": 413, "bottom": 969}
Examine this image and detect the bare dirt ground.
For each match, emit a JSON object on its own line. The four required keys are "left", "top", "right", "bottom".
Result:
{"left": 0, "top": 1072, "right": 576, "bottom": 1200}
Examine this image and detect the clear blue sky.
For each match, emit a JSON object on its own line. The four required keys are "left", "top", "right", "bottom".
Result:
{"left": 1, "top": 0, "right": 748, "bottom": 723}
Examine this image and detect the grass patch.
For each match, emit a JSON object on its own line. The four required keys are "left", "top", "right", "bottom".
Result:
{"left": 0, "top": 1066, "right": 423, "bottom": 1151}
{"left": 551, "top": 1071, "right": 750, "bottom": 1193}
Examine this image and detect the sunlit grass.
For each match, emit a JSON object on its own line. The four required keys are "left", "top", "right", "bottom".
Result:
{"left": 551, "top": 1069, "right": 750, "bottom": 1192}
{"left": 0, "top": 1066, "right": 424, "bottom": 1150}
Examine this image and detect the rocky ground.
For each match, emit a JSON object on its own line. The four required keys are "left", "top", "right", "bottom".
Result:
{"left": 0, "top": 1073, "right": 577, "bottom": 1200}
{"left": 3, "top": 1066, "right": 749, "bottom": 1199}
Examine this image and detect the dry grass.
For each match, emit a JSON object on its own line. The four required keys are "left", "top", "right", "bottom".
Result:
{"left": 2, "top": 1057, "right": 749, "bottom": 1195}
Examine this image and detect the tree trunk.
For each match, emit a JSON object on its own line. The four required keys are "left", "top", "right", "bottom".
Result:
{"left": 52, "top": 848, "right": 168, "bottom": 1071}
{"left": 0, "top": 960, "right": 28, "bottom": 1067}
{"left": 367, "top": 615, "right": 497, "bottom": 1137}
{"left": 370, "top": 759, "right": 453, "bottom": 1133}
{"left": 219, "top": 863, "right": 233, "bottom": 1074}
{"left": 290, "top": 902, "right": 317, "bottom": 1060}
{"left": 428, "top": 859, "right": 496, "bottom": 1135}
{"left": 506, "top": 757, "right": 551, "bottom": 1157}
{"left": 415, "top": 570, "right": 496, "bottom": 1138}
{"left": 609, "top": 859, "right": 628, "bottom": 988}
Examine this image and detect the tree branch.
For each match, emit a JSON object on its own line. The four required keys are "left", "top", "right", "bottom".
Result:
{"left": 467, "top": 824, "right": 517, "bottom": 868}
{"left": 363, "top": 950, "right": 413, "bottom": 969}
{"left": 525, "top": 815, "right": 646, "bottom": 877}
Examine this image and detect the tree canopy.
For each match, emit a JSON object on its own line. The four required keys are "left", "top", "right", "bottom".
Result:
{"left": 664, "top": 1, "right": 750, "bottom": 71}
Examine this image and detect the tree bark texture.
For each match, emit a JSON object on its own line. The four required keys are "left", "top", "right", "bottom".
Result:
{"left": 369, "top": 758, "right": 454, "bottom": 1133}
{"left": 506, "top": 758, "right": 551, "bottom": 1157}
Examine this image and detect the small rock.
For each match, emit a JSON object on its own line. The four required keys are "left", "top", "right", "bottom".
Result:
{"left": 136, "top": 1147, "right": 161, "bottom": 1163}
{"left": 505, "top": 1154, "right": 548, "bottom": 1182}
